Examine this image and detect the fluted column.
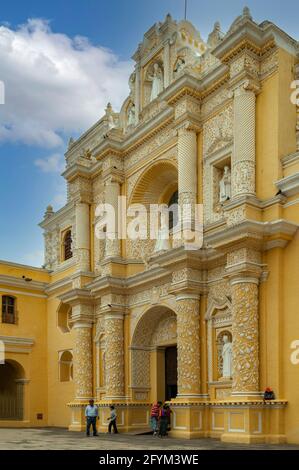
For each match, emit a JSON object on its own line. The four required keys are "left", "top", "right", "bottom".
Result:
{"left": 104, "top": 313, "right": 125, "bottom": 399}
{"left": 232, "top": 82, "right": 258, "bottom": 198}
{"left": 73, "top": 321, "right": 93, "bottom": 400}
{"left": 176, "top": 294, "right": 201, "bottom": 398}
{"left": 104, "top": 178, "right": 121, "bottom": 258}
{"left": 176, "top": 126, "right": 198, "bottom": 246}
{"left": 75, "top": 202, "right": 90, "bottom": 271}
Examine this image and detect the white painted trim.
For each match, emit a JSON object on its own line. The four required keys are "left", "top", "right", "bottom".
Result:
{"left": 72, "top": 322, "right": 93, "bottom": 329}
{"left": 283, "top": 198, "right": 299, "bottom": 208}
{"left": 193, "top": 411, "right": 203, "bottom": 431}
{"left": 0, "top": 288, "right": 47, "bottom": 299}
{"left": 211, "top": 411, "right": 224, "bottom": 431}
{"left": 0, "top": 336, "right": 34, "bottom": 346}
{"left": 104, "top": 314, "right": 124, "bottom": 321}
{"left": 252, "top": 411, "right": 263, "bottom": 434}
{"left": 228, "top": 411, "right": 245, "bottom": 433}
{"left": 230, "top": 277, "right": 259, "bottom": 286}
{"left": 176, "top": 294, "right": 200, "bottom": 301}
{"left": 172, "top": 411, "right": 187, "bottom": 430}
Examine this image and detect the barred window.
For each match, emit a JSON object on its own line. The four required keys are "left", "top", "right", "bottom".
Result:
{"left": 2, "top": 296, "right": 16, "bottom": 324}
{"left": 63, "top": 230, "right": 73, "bottom": 261}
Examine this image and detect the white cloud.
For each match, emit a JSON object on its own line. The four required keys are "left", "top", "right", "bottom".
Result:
{"left": 34, "top": 152, "right": 64, "bottom": 173}
{"left": 0, "top": 18, "right": 132, "bottom": 147}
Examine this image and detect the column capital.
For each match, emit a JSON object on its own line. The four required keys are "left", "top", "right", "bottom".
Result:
{"left": 176, "top": 293, "right": 201, "bottom": 302}
{"left": 229, "top": 77, "right": 261, "bottom": 98}
{"left": 176, "top": 119, "right": 201, "bottom": 136}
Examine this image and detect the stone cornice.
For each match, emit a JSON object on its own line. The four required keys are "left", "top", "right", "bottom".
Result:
{"left": 44, "top": 276, "right": 73, "bottom": 296}
{"left": 281, "top": 151, "right": 299, "bottom": 170}
{"left": 39, "top": 201, "right": 75, "bottom": 230}
{"left": 0, "top": 335, "right": 35, "bottom": 347}
{"left": 62, "top": 160, "right": 102, "bottom": 182}
{"left": 94, "top": 107, "right": 174, "bottom": 160}
{"left": 213, "top": 20, "right": 297, "bottom": 63}
{"left": 0, "top": 259, "right": 49, "bottom": 274}
{"left": 276, "top": 173, "right": 299, "bottom": 197}
{"left": 59, "top": 288, "right": 93, "bottom": 306}
{"left": 206, "top": 219, "right": 298, "bottom": 252}
{"left": 0, "top": 275, "right": 48, "bottom": 293}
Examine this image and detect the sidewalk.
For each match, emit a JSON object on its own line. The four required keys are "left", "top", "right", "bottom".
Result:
{"left": 0, "top": 428, "right": 299, "bottom": 450}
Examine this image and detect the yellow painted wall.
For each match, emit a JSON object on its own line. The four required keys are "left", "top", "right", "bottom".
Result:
{"left": 46, "top": 295, "right": 74, "bottom": 427}
{"left": 0, "top": 286, "right": 48, "bottom": 426}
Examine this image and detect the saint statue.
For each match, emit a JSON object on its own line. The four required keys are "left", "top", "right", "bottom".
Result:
{"left": 174, "top": 57, "right": 186, "bottom": 76}
{"left": 148, "top": 63, "right": 164, "bottom": 102}
{"left": 154, "top": 213, "right": 170, "bottom": 252}
{"left": 105, "top": 102, "right": 116, "bottom": 129}
{"left": 222, "top": 335, "right": 232, "bottom": 378}
{"left": 219, "top": 165, "right": 231, "bottom": 203}
{"left": 127, "top": 103, "right": 135, "bottom": 126}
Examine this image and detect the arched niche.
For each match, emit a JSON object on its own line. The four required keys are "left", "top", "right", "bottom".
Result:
{"left": 205, "top": 298, "right": 232, "bottom": 383}
{"left": 57, "top": 302, "right": 72, "bottom": 333}
{"left": 127, "top": 160, "right": 178, "bottom": 259}
{"left": 130, "top": 305, "right": 177, "bottom": 398}
{"left": 59, "top": 350, "right": 73, "bottom": 382}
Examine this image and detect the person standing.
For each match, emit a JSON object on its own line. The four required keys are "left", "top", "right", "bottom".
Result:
{"left": 85, "top": 399, "right": 98, "bottom": 437}
{"left": 158, "top": 404, "right": 168, "bottom": 438}
{"left": 150, "top": 401, "right": 162, "bottom": 436}
{"left": 107, "top": 405, "right": 118, "bottom": 434}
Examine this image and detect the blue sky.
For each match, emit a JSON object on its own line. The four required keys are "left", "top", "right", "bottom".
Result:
{"left": 0, "top": 0, "right": 298, "bottom": 267}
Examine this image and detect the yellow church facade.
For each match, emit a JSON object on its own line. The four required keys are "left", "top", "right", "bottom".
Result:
{"left": 1, "top": 9, "right": 299, "bottom": 444}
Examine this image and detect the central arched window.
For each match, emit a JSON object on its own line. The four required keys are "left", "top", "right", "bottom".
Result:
{"left": 62, "top": 230, "right": 73, "bottom": 261}
{"left": 2, "top": 296, "right": 16, "bottom": 324}
{"left": 168, "top": 190, "right": 179, "bottom": 230}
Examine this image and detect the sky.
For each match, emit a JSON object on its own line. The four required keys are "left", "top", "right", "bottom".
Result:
{"left": 0, "top": 0, "right": 298, "bottom": 267}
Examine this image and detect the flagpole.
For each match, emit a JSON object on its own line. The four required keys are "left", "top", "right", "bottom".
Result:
{"left": 184, "top": 0, "right": 187, "bottom": 20}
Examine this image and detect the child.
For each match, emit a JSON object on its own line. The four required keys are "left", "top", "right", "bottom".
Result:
{"left": 158, "top": 404, "right": 168, "bottom": 438}
{"left": 107, "top": 405, "right": 118, "bottom": 434}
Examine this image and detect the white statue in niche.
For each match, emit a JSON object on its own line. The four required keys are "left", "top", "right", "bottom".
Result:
{"left": 222, "top": 335, "right": 232, "bottom": 378}
{"left": 154, "top": 212, "right": 170, "bottom": 252}
{"left": 148, "top": 63, "right": 164, "bottom": 101}
{"left": 219, "top": 165, "right": 231, "bottom": 203}
{"left": 127, "top": 103, "right": 135, "bottom": 126}
{"left": 174, "top": 57, "right": 186, "bottom": 75}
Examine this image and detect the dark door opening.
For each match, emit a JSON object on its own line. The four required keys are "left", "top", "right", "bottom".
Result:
{"left": 165, "top": 346, "right": 177, "bottom": 401}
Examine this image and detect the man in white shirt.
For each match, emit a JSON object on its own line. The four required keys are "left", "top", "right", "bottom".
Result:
{"left": 85, "top": 399, "right": 98, "bottom": 436}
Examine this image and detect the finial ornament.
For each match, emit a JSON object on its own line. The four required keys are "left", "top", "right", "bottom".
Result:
{"left": 44, "top": 205, "right": 54, "bottom": 219}
{"left": 243, "top": 6, "right": 252, "bottom": 19}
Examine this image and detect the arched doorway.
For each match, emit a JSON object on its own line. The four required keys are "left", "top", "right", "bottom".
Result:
{"left": 131, "top": 305, "right": 177, "bottom": 402}
{"left": 0, "top": 360, "right": 25, "bottom": 420}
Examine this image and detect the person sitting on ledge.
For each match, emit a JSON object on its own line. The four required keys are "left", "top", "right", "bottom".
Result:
{"left": 263, "top": 387, "right": 275, "bottom": 401}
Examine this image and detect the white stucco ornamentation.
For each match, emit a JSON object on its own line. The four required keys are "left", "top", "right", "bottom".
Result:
{"left": 73, "top": 323, "right": 93, "bottom": 399}
{"left": 231, "top": 280, "right": 260, "bottom": 395}
{"left": 104, "top": 314, "right": 125, "bottom": 398}
{"left": 176, "top": 296, "right": 201, "bottom": 396}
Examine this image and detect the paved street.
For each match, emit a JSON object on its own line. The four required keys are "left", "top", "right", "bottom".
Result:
{"left": 0, "top": 428, "right": 299, "bottom": 450}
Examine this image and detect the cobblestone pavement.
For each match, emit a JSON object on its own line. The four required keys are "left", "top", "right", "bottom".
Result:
{"left": 0, "top": 428, "right": 299, "bottom": 450}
